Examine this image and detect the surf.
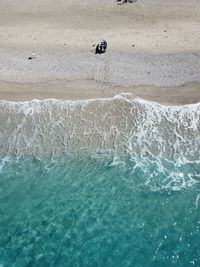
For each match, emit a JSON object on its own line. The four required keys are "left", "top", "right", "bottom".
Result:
{"left": 0, "top": 93, "right": 200, "bottom": 266}
{"left": 0, "top": 93, "right": 199, "bottom": 161}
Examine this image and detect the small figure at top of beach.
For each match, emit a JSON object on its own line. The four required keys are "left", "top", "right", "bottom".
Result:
{"left": 117, "top": 0, "right": 136, "bottom": 3}
{"left": 95, "top": 40, "right": 107, "bottom": 54}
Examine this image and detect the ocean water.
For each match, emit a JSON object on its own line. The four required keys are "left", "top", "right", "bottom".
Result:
{"left": 0, "top": 94, "right": 200, "bottom": 266}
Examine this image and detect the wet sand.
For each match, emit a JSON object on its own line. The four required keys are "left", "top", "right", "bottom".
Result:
{"left": 0, "top": 0, "right": 200, "bottom": 104}
{"left": 0, "top": 80, "right": 200, "bottom": 106}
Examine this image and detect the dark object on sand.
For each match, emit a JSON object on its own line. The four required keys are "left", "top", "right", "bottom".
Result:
{"left": 95, "top": 40, "right": 107, "bottom": 54}
{"left": 28, "top": 52, "right": 36, "bottom": 60}
{"left": 117, "top": 0, "right": 137, "bottom": 3}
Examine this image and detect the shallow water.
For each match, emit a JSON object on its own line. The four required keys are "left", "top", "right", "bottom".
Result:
{"left": 0, "top": 93, "right": 200, "bottom": 160}
{"left": 0, "top": 157, "right": 200, "bottom": 266}
{"left": 0, "top": 94, "right": 200, "bottom": 266}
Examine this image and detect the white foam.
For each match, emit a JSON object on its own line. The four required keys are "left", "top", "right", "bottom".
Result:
{"left": 0, "top": 93, "right": 200, "bottom": 165}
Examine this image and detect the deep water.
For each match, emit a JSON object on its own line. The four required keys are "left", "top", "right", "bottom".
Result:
{"left": 0, "top": 156, "right": 200, "bottom": 267}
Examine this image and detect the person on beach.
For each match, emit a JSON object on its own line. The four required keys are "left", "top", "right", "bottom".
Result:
{"left": 117, "top": 0, "right": 136, "bottom": 3}
{"left": 95, "top": 40, "right": 107, "bottom": 54}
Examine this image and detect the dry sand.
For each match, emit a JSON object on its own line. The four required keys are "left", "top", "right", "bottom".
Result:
{"left": 0, "top": 0, "right": 200, "bottom": 104}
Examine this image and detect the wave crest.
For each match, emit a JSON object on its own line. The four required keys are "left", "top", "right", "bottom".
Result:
{"left": 0, "top": 93, "right": 200, "bottom": 161}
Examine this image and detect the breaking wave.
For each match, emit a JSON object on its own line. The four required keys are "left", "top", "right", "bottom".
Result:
{"left": 0, "top": 93, "right": 200, "bottom": 191}
{"left": 0, "top": 93, "right": 199, "bottom": 161}
{"left": 1, "top": 93, "right": 200, "bottom": 266}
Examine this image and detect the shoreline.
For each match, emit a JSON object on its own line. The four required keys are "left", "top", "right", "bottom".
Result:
{"left": 1, "top": 80, "right": 200, "bottom": 106}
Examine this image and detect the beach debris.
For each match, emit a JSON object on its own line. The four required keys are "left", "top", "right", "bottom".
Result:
{"left": 95, "top": 40, "right": 107, "bottom": 54}
{"left": 132, "top": 44, "right": 135, "bottom": 47}
{"left": 28, "top": 51, "right": 36, "bottom": 60}
{"left": 117, "top": 0, "right": 137, "bottom": 4}
{"left": 92, "top": 44, "right": 96, "bottom": 47}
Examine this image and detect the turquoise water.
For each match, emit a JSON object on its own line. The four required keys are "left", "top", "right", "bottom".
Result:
{"left": 0, "top": 95, "right": 200, "bottom": 266}
{"left": 0, "top": 156, "right": 200, "bottom": 267}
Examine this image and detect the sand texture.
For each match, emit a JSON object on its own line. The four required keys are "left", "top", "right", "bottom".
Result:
{"left": 0, "top": 0, "right": 200, "bottom": 104}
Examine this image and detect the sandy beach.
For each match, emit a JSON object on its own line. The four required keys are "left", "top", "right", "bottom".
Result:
{"left": 0, "top": 0, "right": 200, "bottom": 104}
{"left": 1, "top": 3, "right": 200, "bottom": 265}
